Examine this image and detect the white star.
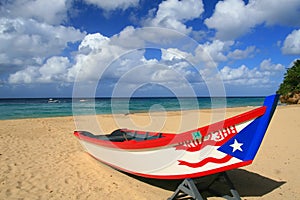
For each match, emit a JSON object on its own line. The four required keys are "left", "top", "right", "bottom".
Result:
{"left": 230, "top": 139, "right": 243, "bottom": 152}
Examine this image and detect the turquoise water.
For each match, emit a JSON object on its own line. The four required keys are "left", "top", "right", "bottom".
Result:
{"left": 0, "top": 97, "right": 265, "bottom": 120}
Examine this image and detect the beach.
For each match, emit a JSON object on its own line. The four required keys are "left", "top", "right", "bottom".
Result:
{"left": 0, "top": 105, "right": 299, "bottom": 200}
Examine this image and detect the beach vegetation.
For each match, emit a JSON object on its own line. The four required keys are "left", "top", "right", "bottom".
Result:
{"left": 277, "top": 59, "right": 300, "bottom": 95}
{"left": 277, "top": 59, "right": 300, "bottom": 104}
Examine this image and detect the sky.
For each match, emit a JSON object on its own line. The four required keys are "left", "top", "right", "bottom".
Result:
{"left": 0, "top": 0, "right": 300, "bottom": 98}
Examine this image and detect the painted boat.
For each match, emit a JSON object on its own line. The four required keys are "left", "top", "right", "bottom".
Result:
{"left": 74, "top": 94, "right": 278, "bottom": 180}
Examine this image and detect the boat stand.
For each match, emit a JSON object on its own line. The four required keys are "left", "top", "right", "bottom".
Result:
{"left": 168, "top": 172, "right": 241, "bottom": 200}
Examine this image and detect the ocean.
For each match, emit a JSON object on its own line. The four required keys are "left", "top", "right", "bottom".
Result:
{"left": 0, "top": 97, "right": 265, "bottom": 120}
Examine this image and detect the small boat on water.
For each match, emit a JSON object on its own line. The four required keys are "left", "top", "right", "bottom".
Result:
{"left": 74, "top": 94, "right": 278, "bottom": 180}
{"left": 48, "top": 98, "right": 59, "bottom": 103}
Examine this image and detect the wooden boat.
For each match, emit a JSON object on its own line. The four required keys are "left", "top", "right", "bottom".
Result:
{"left": 74, "top": 94, "right": 278, "bottom": 180}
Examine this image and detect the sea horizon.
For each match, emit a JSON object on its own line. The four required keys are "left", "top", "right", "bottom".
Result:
{"left": 0, "top": 95, "right": 266, "bottom": 99}
{"left": 0, "top": 96, "right": 267, "bottom": 120}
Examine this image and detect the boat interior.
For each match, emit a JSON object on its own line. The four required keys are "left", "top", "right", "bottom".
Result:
{"left": 78, "top": 129, "right": 164, "bottom": 142}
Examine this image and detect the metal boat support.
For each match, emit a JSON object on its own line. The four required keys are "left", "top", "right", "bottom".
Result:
{"left": 168, "top": 172, "right": 241, "bottom": 200}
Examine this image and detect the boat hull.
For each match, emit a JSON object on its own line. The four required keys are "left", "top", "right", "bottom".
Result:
{"left": 74, "top": 95, "right": 278, "bottom": 179}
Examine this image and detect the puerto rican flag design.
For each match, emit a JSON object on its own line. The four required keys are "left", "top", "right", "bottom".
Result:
{"left": 177, "top": 94, "right": 278, "bottom": 174}
{"left": 177, "top": 120, "right": 253, "bottom": 171}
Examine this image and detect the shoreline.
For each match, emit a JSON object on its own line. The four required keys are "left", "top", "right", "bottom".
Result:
{"left": 0, "top": 104, "right": 264, "bottom": 121}
{"left": 0, "top": 96, "right": 266, "bottom": 121}
{"left": 0, "top": 105, "right": 299, "bottom": 199}
{"left": 0, "top": 103, "right": 300, "bottom": 121}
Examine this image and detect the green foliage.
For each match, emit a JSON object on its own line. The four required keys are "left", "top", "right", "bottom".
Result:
{"left": 277, "top": 59, "right": 300, "bottom": 95}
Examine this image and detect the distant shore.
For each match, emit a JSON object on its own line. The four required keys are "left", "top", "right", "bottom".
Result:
{"left": 0, "top": 106, "right": 299, "bottom": 199}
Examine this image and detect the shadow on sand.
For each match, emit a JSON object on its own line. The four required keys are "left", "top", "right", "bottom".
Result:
{"left": 125, "top": 169, "right": 285, "bottom": 199}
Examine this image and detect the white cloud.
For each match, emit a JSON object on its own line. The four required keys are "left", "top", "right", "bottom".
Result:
{"left": 220, "top": 65, "right": 268, "bottom": 85}
{"left": 6, "top": 27, "right": 189, "bottom": 85}
{"left": 5, "top": 19, "right": 284, "bottom": 97}
{"left": 161, "top": 48, "right": 191, "bottom": 61}
{"left": 144, "top": 0, "right": 204, "bottom": 34}
{"left": 193, "top": 40, "right": 234, "bottom": 67}
{"left": 0, "top": 18, "right": 86, "bottom": 67}
{"left": 257, "top": 0, "right": 300, "bottom": 26}
{"left": 78, "top": 33, "right": 110, "bottom": 53}
{"left": 111, "top": 26, "right": 201, "bottom": 53}
{"left": 7, "top": 29, "right": 202, "bottom": 92}
{"left": 38, "top": 57, "right": 71, "bottom": 83}
{"left": 110, "top": 26, "right": 145, "bottom": 49}
{"left": 83, "top": 0, "right": 139, "bottom": 11}
{"left": 228, "top": 46, "right": 256, "bottom": 60}
{"left": 7, "top": 22, "right": 280, "bottom": 97}
{"left": 282, "top": 29, "right": 300, "bottom": 55}
{"left": 220, "top": 59, "right": 285, "bottom": 86}
{"left": 9, "top": 57, "right": 71, "bottom": 84}
{"left": 260, "top": 59, "right": 285, "bottom": 71}
{"left": 9, "top": 66, "right": 40, "bottom": 84}
{"left": 68, "top": 33, "right": 127, "bottom": 82}
{"left": 205, "top": 0, "right": 255, "bottom": 40}
{"left": 0, "top": 0, "right": 71, "bottom": 25}
{"left": 205, "top": 0, "right": 300, "bottom": 40}
{"left": 71, "top": 32, "right": 195, "bottom": 84}
{"left": 0, "top": 1, "right": 86, "bottom": 80}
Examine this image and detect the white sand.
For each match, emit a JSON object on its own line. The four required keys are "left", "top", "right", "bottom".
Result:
{"left": 0, "top": 105, "right": 299, "bottom": 199}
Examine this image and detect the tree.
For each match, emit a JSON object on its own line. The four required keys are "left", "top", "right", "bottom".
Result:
{"left": 277, "top": 59, "right": 300, "bottom": 95}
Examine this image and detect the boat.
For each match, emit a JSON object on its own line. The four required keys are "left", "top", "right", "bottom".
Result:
{"left": 74, "top": 94, "right": 278, "bottom": 180}
{"left": 79, "top": 99, "right": 88, "bottom": 102}
{"left": 48, "top": 98, "right": 59, "bottom": 103}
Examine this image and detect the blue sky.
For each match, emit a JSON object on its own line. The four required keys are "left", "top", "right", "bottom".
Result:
{"left": 0, "top": 0, "right": 300, "bottom": 98}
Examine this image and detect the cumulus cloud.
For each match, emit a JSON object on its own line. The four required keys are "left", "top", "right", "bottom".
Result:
{"left": 259, "top": 58, "right": 285, "bottom": 71}
{"left": 144, "top": 0, "right": 204, "bottom": 34}
{"left": 8, "top": 66, "right": 40, "bottom": 84}
{"left": 161, "top": 48, "right": 191, "bottom": 61}
{"left": 221, "top": 65, "right": 271, "bottom": 85}
{"left": 282, "top": 29, "right": 300, "bottom": 55}
{"left": 9, "top": 57, "right": 71, "bottom": 84}
{"left": 192, "top": 40, "right": 234, "bottom": 67}
{"left": 5, "top": 17, "right": 285, "bottom": 97}
{"left": 110, "top": 26, "right": 145, "bottom": 49}
{"left": 228, "top": 46, "right": 256, "bottom": 60}
{"left": 71, "top": 32, "right": 199, "bottom": 85}
{"left": 8, "top": 29, "right": 202, "bottom": 91}
{"left": 68, "top": 33, "right": 127, "bottom": 82}
{"left": 258, "top": 0, "right": 300, "bottom": 26}
{"left": 83, "top": 0, "right": 139, "bottom": 11}
{"left": 220, "top": 59, "right": 285, "bottom": 86}
{"left": 7, "top": 22, "right": 282, "bottom": 97}
{"left": 0, "top": 0, "right": 71, "bottom": 25}
{"left": 205, "top": 0, "right": 255, "bottom": 40}
{"left": 0, "top": 17, "right": 86, "bottom": 68}
{"left": 72, "top": 32, "right": 204, "bottom": 98}
{"left": 38, "top": 57, "right": 71, "bottom": 83}
{"left": 109, "top": 26, "right": 189, "bottom": 52}
{"left": 205, "top": 0, "right": 300, "bottom": 40}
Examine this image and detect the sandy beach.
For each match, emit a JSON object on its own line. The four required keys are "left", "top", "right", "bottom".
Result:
{"left": 0, "top": 105, "right": 299, "bottom": 200}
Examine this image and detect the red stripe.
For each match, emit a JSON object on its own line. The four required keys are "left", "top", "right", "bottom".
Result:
{"left": 178, "top": 154, "right": 232, "bottom": 168}
{"left": 74, "top": 106, "right": 266, "bottom": 150}
{"left": 172, "top": 106, "right": 266, "bottom": 144}
{"left": 87, "top": 152, "right": 252, "bottom": 179}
